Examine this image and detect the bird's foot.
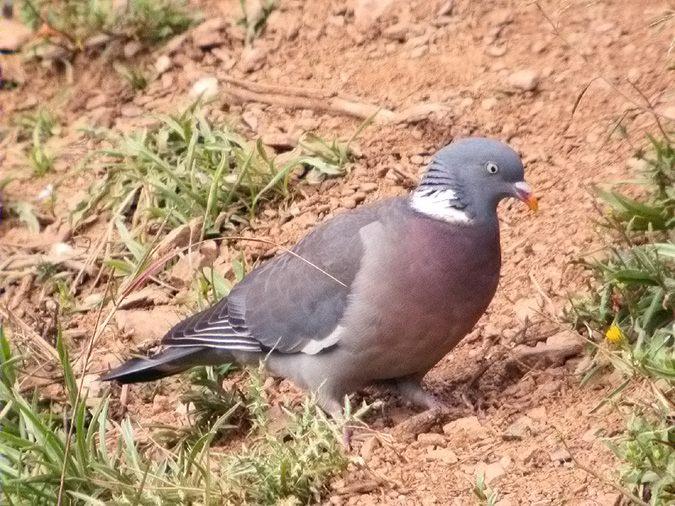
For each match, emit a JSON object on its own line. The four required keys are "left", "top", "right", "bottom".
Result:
{"left": 394, "top": 377, "right": 446, "bottom": 411}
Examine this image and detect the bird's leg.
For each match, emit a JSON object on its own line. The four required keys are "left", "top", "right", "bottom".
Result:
{"left": 315, "top": 387, "right": 357, "bottom": 448}
{"left": 394, "top": 376, "right": 445, "bottom": 411}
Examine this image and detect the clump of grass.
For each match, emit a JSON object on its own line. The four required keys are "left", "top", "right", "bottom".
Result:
{"left": 569, "top": 134, "right": 674, "bottom": 504}
{"left": 0, "top": 324, "right": 348, "bottom": 504}
{"left": 223, "top": 396, "right": 348, "bottom": 504}
{"left": 0, "top": 325, "right": 225, "bottom": 503}
{"left": 114, "top": 62, "right": 148, "bottom": 92}
{"left": 13, "top": 108, "right": 58, "bottom": 176}
{"left": 19, "top": 0, "right": 195, "bottom": 47}
{"left": 239, "top": 0, "right": 276, "bottom": 44}
{"left": 73, "top": 106, "right": 352, "bottom": 235}
{"left": 472, "top": 472, "right": 500, "bottom": 506}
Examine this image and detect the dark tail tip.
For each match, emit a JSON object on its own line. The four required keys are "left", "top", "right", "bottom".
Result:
{"left": 100, "top": 346, "right": 207, "bottom": 384}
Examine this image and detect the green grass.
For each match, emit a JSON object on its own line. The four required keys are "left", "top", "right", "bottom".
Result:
{"left": 0, "top": 324, "right": 348, "bottom": 505}
{"left": 238, "top": 0, "right": 276, "bottom": 44}
{"left": 19, "top": 0, "right": 196, "bottom": 47}
{"left": 71, "top": 106, "right": 354, "bottom": 236}
{"left": 13, "top": 108, "right": 58, "bottom": 176}
{"left": 570, "top": 134, "right": 674, "bottom": 505}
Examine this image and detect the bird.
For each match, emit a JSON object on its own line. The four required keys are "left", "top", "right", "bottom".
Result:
{"left": 101, "top": 137, "right": 538, "bottom": 417}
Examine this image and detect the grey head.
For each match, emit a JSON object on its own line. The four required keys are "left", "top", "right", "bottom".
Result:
{"left": 410, "top": 137, "right": 537, "bottom": 224}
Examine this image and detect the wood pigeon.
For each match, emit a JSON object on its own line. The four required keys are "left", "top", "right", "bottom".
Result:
{"left": 102, "top": 137, "right": 538, "bottom": 416}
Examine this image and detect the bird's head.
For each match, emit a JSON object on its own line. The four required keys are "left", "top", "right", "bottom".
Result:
{"left": 410, "top": 137, "right": 537, "bottom": 224}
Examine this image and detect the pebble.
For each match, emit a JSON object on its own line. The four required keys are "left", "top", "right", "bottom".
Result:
{"left": 240, "top": 46, "right": 267, "bottom": 73}
{"left": 425, "top": 448, "right": 458, "bottom": 464}
{"left": 155, "top": 55, "right": 172, "bottom": 75}
{"left": 123, "top": 40, "right": 143, "bottom": 59}
{"left": 359, "top": 435, "right": 380, "bottom": 461}
{"left": 596, "top": 492, "right": 621, "bottom": 506}
{"left": 85, "top": 94, "right": 108, "bottom": 110}
{"left": 507, "top": 69, "right": 540, "bottom": 92}
{"left": 417, "top": 433, "right": 446, "bottom": 447}
{"left": 486, "top": 45, "right": 507, "bottom": 57}
{"left": 342, "top": 197, "right": 358, "bottom": 209}
{"left": 410, "top": 46, "right": 429, "bottom": 59}
{"left": 189, "top": 76, "right": 219, "bottom": 100}
{"left": 0, "top": 19, "right": 32, "bottom": 52}
{"left": 442, "top": 415, "right": 483, "bottom": 439}
{"left": 359, "top": 182, "right": 378, "bottom": 193}
{"left": 502, "top": 415, "right": 535, "bottom": 440}
{"left": 352, "top": 192, "right": 368, "bottom": 203}
{"left": 549, "top": 447, "right": 572, "bottom": 464}
{"left": 481, "top": 97, "right": 498, "bottom": 110}
{"left": 480, "top": 461, "right": 506, "bottom": 485}
{"left": 354, "top": 0, "right": 395, "bottom": 32}
{"left": 192, "top": 18, "right": 226, "bottom": 49}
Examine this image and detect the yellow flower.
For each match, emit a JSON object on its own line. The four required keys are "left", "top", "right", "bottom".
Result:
{"left": 605, "top": 324, "right": 624, "bottom": 344}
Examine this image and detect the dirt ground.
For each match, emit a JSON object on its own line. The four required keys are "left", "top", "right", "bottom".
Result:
{"left": 1, "top": 0, "right": 674, "bottom": 504}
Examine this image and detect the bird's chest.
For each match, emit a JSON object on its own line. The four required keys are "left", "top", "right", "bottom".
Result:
{"left": 343, "top": 217, "right": 501, "bottom": 375}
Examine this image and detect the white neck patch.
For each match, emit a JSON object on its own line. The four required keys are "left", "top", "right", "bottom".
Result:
{"left": 409, "top": 188, "right": 472, "bottom": 224}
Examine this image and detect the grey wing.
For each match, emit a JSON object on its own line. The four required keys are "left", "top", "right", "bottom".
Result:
{"left": 227, "top": 200, "right": 391, "bottom": 353}
{"left": 160, "top": 297, "right": 262, "bottom": 352}
{"left": 161, "top": 198, "right": 400, "bottom": 354}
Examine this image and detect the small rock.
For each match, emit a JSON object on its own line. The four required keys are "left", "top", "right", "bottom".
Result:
{"left": 549, "top": 447, "right": 572, "bottom": 464}
{"left": 526, "top": 406, "right": 547, "bottom": 420}
{"left": 437, "top": 0, "right": 454, "bottom": 16}
{"left": 486, "top": 45, "right": 507, "bottom": 57}
{"left": 359, "top": 182, "right": 378, "bottom": 193}
{"left": 200, "top": 240, "right": 218, "bottom": 264}
{"left": 596, "top": 492, "right": 621, "bottom": 506}
{"left": 189, "top": 76, "right": 219, "bottom": 100}
{"left": 480, "top": 461, "right": 506, "bottom": 485}
{"left": 353, "top": 0, "right": 395, "bottom": 32}
{"left": 481, "top": 97, "right": 498, "bottom": 110}
{"left": 383, "top": 23, "right": 409, "bottom": 41}
{"left": 0, "top": 19, "right": 32, "bottom": 52}
{"left": 660, "top": 104, "right": 675, "bottom": 121}
{"left": 120, "top": 105, "right": 143, "bottom": 117}
{"left": 502, "top": 415, "right": 534, "bottom": 440}
{"left": 192, "top": 18, "right": 226, "bottom": 49}
{"left": 513, "top": 297, "right": 539, "bottom": 324}
{"left": 507, "top": 69, "right": 540, "bottom": 92}
{"left": 626, "top": 67, "right": 641, "bottom": 84}
{"left": 85, "top": 94, "right": 109, "bottom": 110}
{"left": 115, "top": 307, "right": 182, "bottom": 340}
{"left": 155, "top": 55, "right": 172, "bottom": 75}
{"left": 426, "top": 448, "right": 458, "bottom": 464}
{"left": 342, "top": 197, "right": 358, "bottom": 209}
{"left": 360, "top": 435, "right": 380, "bottom": 461}
{"left": 417, "top": 433, "right": 446, "bottom": 447}
{"left": 80, "top": 374, "right": 104, "bottom": 407}
{"left": 410, "top": 46, "right": 428, "bottom": 59}
{"left": 164, "top": 33, "right": 188, "bottom": 54}
{"left": 123, "top": 40, "right": 143, "bottom": 59}
{"left": 240, "top": 46, "right": 267, "bottom": 73}
{"left": 170, "top": 251, "right": 206, "bottom": 287}
{"left": 626, "top": 156, "right": 650, "bottom": 172}
{"left": 119, "top": 286, "right": 171, "bottom": 309}
{"left": 352, "top": 192, "right": 367, "bottom": 204}
{"left": 242, "top": 111, "right": 259, "bottom": 131}
{"left": 442, "top": 415, "right": 483, "bottom": 441}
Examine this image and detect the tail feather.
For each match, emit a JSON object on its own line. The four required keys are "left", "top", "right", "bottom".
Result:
{"left": 100, "top": 346, "right": 209, "bottom": 384}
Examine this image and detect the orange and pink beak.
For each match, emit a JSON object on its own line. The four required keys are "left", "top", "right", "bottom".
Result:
{"left": 514, "top": 182, "right": 538, "bottom": 212}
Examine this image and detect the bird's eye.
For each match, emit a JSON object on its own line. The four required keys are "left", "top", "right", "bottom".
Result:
{"left": 486, "top": 162, "right": 499, "bottom": 174}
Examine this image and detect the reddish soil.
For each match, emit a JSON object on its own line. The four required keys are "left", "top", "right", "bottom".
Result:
{"left": 1, "top": 0, "right": 673, "bottom": 504}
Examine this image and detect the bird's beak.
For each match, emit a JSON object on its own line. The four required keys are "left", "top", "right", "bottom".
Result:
{"left": 513, "top": 182, "right": 538, "bottom": 212}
